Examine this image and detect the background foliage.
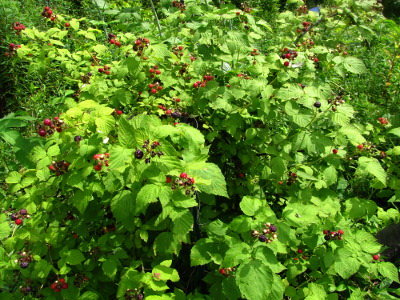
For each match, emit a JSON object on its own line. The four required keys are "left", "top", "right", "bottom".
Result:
{"left": 0, "top": 0, "right": 400, "bottom": 299}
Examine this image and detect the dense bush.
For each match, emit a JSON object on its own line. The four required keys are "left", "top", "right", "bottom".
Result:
{"left": 1, "top": 0, "right": 400, "bottom": 299}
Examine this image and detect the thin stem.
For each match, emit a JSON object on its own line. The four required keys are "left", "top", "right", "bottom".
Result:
{"left": 149, "top": 0, "right": 162, "bottom": 37}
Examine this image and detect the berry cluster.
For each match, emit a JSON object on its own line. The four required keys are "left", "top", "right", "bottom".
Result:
{"left": 250, "top": 48, "right": 259, "bottom": 56}
{"left": 190, "top": 54, "right": 196, "bottom": 61}
{"left": 148, "top": 81, "right": 163, "bottom": 94}
{"left": 10, "top": 208, "right": 29, "bottom": 225}
{"left": 237, "top": 73, "right": 251, "bottom": 79}
{"left": 172, "top": 45, "right": 184, "bottom": 57}
{"left": 323, "top": 229, "right": 344, "bottom": 241}
{"left": 351, "top": 143, "right": 386, "bottom": 160}
{"left": 251, "top": 223, "right": 278, "bottom": 243}
{"left": 4, "top": 43, "right": 21, "bottom": 57}
{"left": 281, "top": 48, "right": 298, "bottom": 60}
{"left": 240, "top": 2, "right": 252, "bottom": 13}
{"left": 297, "top": 21, "right": 312, "bottom": 33}
{"left": 167, "top": 173, "right": 196, "bottom": 195}
{"left": 133, "top": 37, "right": 150, "bottom": 56}
{"left": 178, "top": 63, "right": 189, "bottom": 75}
{"left": 12, "top": 22, "right": 25, "bottom": 35}
{"left": 108, "top": 33, "right": 122, "bottom": 47}
{"left": 98, "top": 65, "right": 111, "bottom": 75}
{"left": 295, "top": 5, "right": 308, "bottom": 15}
{"left": 37, "top": 117, "right": 64, "bottom": 136}
{"left": 93, "top": 153, "right": 110, "bottom": 171}
{"left": 49, "top": 160, "right": 71, "bottom": 176}
{"left": 172, "top": 0, "right": 186, "bottom": 12}
{"left": 287, "top": 172, "right": 298, "bottom": 185}
{"left": 50, "top": 278, "right": 68, "bottom": 292}
{"left": 148, "top": 65, "right": 162, "bottom": 77}
{"left": 297, "top": 38, "right": 315, "bottom": 49}
{"left": 377, "top": 117, "right": 389, "bottom": 125}
{"left": 336, "top": 44, "right": 349, "bottom": 55}
{"left": 308, "top": 55, "right": 319, "bottom": 65}
{"left": 281, "top": 48, "right": 298, "bottom": 67}
{"left": 74, "top": 273, "right": 90, "bottom": 288}
{"left": 134, "top": 140, "right": 164, "bottom": 163}
{"left": 14, "top": 251, "right": 33, "bottom": 269}
{"left": 124, "top": 288, "right": 144, "bottom": 300}
{"left": 328, "top": 95, "right": 346, "bottom": 112}
{"left": 80, "top": 72, "right": 92, "bottom": 83}
{"left": 219, "top": 267, "right": 237, "bottom": 277}
{"left": 193, "top": 75, "right": 214, "bottom": 88}
{"left": 41, "top": 6, "right": 56, "bottom": 21}
{"left": 20, "top": 285, "right": 33, "bottom": 295}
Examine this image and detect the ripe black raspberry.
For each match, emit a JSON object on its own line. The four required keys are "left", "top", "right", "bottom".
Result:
{"left": 269, "top": 225, "right": 277, "bottom": 232}
{"left": 20, "top": 262, "right": 29, "bottom": 269}
{"left": 314, "top": 101, "right": 321, "bottom": 108}
{"left": 258, "top": 235, "right": 267, "bottom": 242}
{"left": 135, "top": 149, "right": 144, "bottom": 159}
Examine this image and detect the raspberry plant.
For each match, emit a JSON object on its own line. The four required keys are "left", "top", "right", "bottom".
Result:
{"left": 1, "top": 0, "right": 400, "bottom": 299}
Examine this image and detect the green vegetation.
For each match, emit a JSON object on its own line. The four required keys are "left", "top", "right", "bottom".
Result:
{"left": 0, "top": 0, "right": 400, "bottom": 299}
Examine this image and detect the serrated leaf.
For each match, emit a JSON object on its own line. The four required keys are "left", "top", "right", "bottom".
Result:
{"left": 187, "top": 162, "right": 228, "bottom": 197}
{"left": 305, "top": 283, "right": 327, "bottom": 300}
{"left": 136, "top": 184, "right": 162, "bottom": 215}
{"left": 102, "top": 258, "right": 118, "bottom": 279}
{"left": 222, "top": 243, "right": 251, "bottom": 267}
{"left": 95, "top": 115, "right": 115, "bottom": 135}
{"left": 5, "top": 171, "right": 21, "bottom": 184}
{"left": 66, "top": 249, "right": 85, "bottom": 265}
{"left": 343, "top": 56, "right": 367, "bottom": 74}
{"left": 190, "top": 238, "right": 219, "bottom": 266}
{"left": 236, "top": 260, "right": 274, "bottom": 300}
{"left": 0, "top": 222, "right": 11, "bottom": 239}
{"left": 152, "top": 264, "right": 180, "bottom": 282}
{"left": 170, "top": 209, "right": 193, "bottom": 237}
{"left": 356, "top": 157, "right": 386, "bottom": 186}
{"left": 240, "top": 196, "right": 262, "bottom": 216}
{"left": 70, "top": 189, "right": 93, "bottom": 214}
{"left": 378, "top": 262, "right": 399, "bottom": 283}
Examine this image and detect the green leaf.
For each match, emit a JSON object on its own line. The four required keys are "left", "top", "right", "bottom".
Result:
{"left": 187, "top": 162, "right": 228, "bottom": 197}
{"left": 152, "top": 264, "right": 180, "bottom": 282}
{"left": 240, "top": 196, "right": 263, "bottom": 216}
{"left": 356, "top": 157, "right": 387, "bottom": 186}
{"left": 111, "top": 190, "right": 137, "bottom": 224}
{"left": 170, "top": 209, "right": 193, "bottom": 238}
{"left": 5, "top": 171, "right": 21, "bottom": 184}
{"left": 190, "top": 238, "right": 219, "bottom": 266}
{"left": 378, "top": 262, "right": 399, "bottom": 283}
{"left": 102, "top": 258, "right": 118, "bottom": 279}
{"left": 136, "top": 184, "right": 162, "bottom": 215}
{"left": 79, "top": 291, "right": 100, "bottom": 300}
{"left": 305, "top": 283, "right": 327, "bottom": 300}
{"left": 343, "top": 56, "right": 367, "bottom": 74}
{"left": 66, "top": 249, "right": 85, "bottom": 265}
{"left": 95, "top": 115, "right": 115, "bottom": 135}
{"left": 333, "top": 248, "right": 360, "bottom": 278}
{"left": 70, "top": 189, "right": 93, "bottom": 214}
{"left": 236, "top": 259, "right": 274, "bottom": 300}
{"left": 222, "top": 243, "right": 251, "bottom": 267}
{"left": 0, "top": 221, "right": 11, "bottom": 239}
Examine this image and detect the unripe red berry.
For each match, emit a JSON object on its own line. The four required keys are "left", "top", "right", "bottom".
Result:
{"left": 109, "top": 39, "right": 115, "bottom": 44}
{"left": 59, "top": 279, "right": 65, "bottom": 284}
{"left": 357, "top": 144, "right": 364, "bottom": 150}
{"left": 104, "top": 70, "right": 111, "bottom": 75}
{"left": 115, "top": 110, "right": 123, "bottom": 115}
{"left": 166, "top": 176, "right": 172, "bottom": 183}
{"left": 314, "top": 58, "right": 319, "bottom": 63}
{"left": 297, "top": 249, "right": 303, "bottom": 254}
{"left": 94, "top": 165, "right": 102, "bottom": 171}
{"left": 284, "top": 61, "right": 290, "bottom": 67}
{"left": 149, "top": 68, "right": 155, "bottom": 73}
{"left": 115, "top": 41, "right": 121, "bottom": 47}
{"left": 323, "top": 230, "right": 329, "bottom": 234}
{"left": 155, "top": 70, "right": 161, "bottom": 75}
{"left": 180, "top": 172, "right": 188, "bottom": 179}
{"left": 151, "top": 88, "right": 157, "bottom": 94}
{"left": 65, "top": 23, "right": 70, "bottom": 27}
{"left": 332, "top": 149, "right": 338, "bottom": 154}
{"left": 373, "top": 254, "right": 380, "bottom": 261}
{"left": 43, "top": 118, "right": 52, "bottom": 126}
{"left": 15, "top": 219, "right": 23, "bottom": 225}
{"left": 337, "top": 229, "right": 344, "bottom": 235}
{"left": 38, "top": 129, "right": 47, "bottom": 136}
{"left": 98, "top": 68, "right": 104, "bottom": 73}
{"left": 157, "top": 86, "right": 163, "bottom": 91}
{"left": 44, "top": 6, "right": 50, "bottom": 11}
{"left": 175, "top": 98, "right": 181, "bottom": 102}
{"left": 61, "top": 283, "right": 68, "bottom": 289}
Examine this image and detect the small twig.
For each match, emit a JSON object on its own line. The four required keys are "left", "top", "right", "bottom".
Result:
{"left": 149, "top": 0, "right": 162, "bottom": 37}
